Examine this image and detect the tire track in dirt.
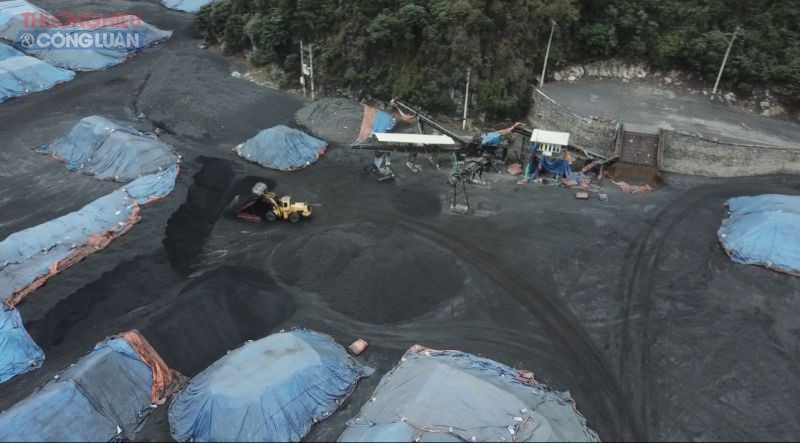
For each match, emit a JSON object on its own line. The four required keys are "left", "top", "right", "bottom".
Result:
{"left": 387, "top": 215, "right": 629, "bottom": 440}
{"left": 618, "top": 175, "right": 797, "bottom": 440}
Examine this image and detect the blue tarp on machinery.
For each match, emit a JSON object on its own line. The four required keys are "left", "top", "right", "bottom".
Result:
{"left": 719, "top": 194, "right": 800, "bottom": 276}
{"left": 161, "top": 0, "right": 217, "bottom": 13}
{"left": 169, "top": 329, "right": 372, "bottom": 442}
{"left": 37, "top": 116, "right": 178, "bottom": 181}
{"left": 339, "top": 346, "right": 599, "bottom": 442}
{"left": 0, "top": 42, "right": 74, "bottom": 103}
{"left": 0, "top": 307, "right": 43, "bottom": 384}
{"left": 0, "top": 333, "right": 174, "bottom": 441}
{"left": 234, "top": 125, "right": 328, "bottom": 171}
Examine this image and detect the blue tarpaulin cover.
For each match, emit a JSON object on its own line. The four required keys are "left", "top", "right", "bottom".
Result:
{"left": 339, "top": 346, "right": 599, "bottom": 442}
{"left": 0, "top": 334, "right": 168, "bottom": 441}
{"left": 0, "top": 168, "right": 176, "bottom": 384}
{"left": 0, "top": 0, "right": 49, "bottom": 40}
{"left": 371, "top": 111, "right": 395, "bottom": 134}
{"left": 0, "top": 166, "right": 177, "bottom": 308}
{"left": 37, "top": 116, "right": 178, "bottom": 181}
{"left": 481, "top": 131, "right": 502, "bottom": 146}
{"left": 0, "top": 307, "right": 43, "bottom": 384}
{"left": 0, "top": 41, "right": 22, "bottom": 59}
{"left": 536, "top": 155, "right": 577, "bottom": 179}
{"left": 234, "top": 125, "right": 328, "bottom": 171}
{"left": 0, "top": 44, "right": 74, "bottom": 103}
{"left": 169, "top": 329, "right": 373, "bottom": 442}
{"left": 161, "top": 0, "right": 218, "bottom": 13}
{"left": 718, "top": 194, "right": 800, "bottom": 276}
{"left": 24, "top": 17, "right": 173, "bottom": 71}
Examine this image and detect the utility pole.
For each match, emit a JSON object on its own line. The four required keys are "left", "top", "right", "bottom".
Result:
{"left": 712, "top": 26, "right": 740, "bottom": 97}
{"left": 462, "top": 68, "right": 471, "bottom": 130}
{"left": 299, "top": 41, "right": 307, "bottom": 97}
{"left": 309, "top": 43, "right": 316, "bottom": 101}
{"left": 539, "top": 20, "right": 556, "bottom": 89}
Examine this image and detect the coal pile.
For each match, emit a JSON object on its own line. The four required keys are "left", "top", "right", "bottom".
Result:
{"left": 163, "top": 157, "right": 235, "bottom": 275}
{"left": 138, "top": 266, "right": 296, "bottom": 376}
{"left": 391, "top": 186, "right": 442, "bottom": 217}
{"left": 294, "top": 98, "right": 363, "bottom": 145}
{"left": 271, "top": 224, "right": 465, "bottom": 324}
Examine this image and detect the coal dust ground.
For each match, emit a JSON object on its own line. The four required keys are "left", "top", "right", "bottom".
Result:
{"left": 1, "top": 1, "right": 800, "bottom": 442}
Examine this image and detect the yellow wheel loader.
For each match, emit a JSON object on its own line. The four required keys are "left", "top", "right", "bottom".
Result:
{"left": 236, "top": 182, "right": 311, "bottom": 223}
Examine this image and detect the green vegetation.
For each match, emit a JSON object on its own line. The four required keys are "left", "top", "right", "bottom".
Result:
{"left": 197, "top": 0, "right": 800, "bottom": 118}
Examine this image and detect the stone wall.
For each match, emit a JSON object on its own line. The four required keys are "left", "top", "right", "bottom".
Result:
{"left": 529, "top": 89, "right": 800, "bottom": 177}
{"left": 528, "top": 90, "right": 617, "bottom": 158}
{"left": 661, "top": 131, "right": 800, "bottom": 176}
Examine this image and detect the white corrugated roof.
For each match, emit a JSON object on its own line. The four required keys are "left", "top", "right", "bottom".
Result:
{"left": 531, "top": 129, "right": 570, "bottom": 146}
{"left": 374, "top": 133, "right": 457, "bottom": 145}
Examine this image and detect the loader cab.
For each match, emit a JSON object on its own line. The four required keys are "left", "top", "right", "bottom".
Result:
{"left": 280, "top": 196, "right": 292, "bottom": 208}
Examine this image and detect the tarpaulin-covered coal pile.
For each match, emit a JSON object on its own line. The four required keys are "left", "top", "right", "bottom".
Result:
{"left": 295, "top": 98, "right": 364, "bottom": 145}
{"left": 0, "top": 0, "right": 49, "bottom": 40}
{"left": 0, "top": 167, "right": 177, "bottom": 310}
{"left": 161, "top": 0, "right": 218, "bottom": 13}
{"left": 0, "top": 307, "right": 43, "bottom": 384}
{"left": 339, "top": 345, "right": 599, "bottom": 442}
{"left": 37, "top": 115, "right": 178, "bottom": 181}
{"left": 234, "top": 125, "right": 328, "bottom": 171}
{"left": 168, "top": 329, "right": 372, "bottom": 442}
{"left": 0, "top": 43, "right": 74, "bottom": 103}
{"left": 21, "top": 16, "right": 173, "bottom": 71}
{"left": 718, "top": 194, "right": 800, "bottom": 276}
{"left": 0, "top": 331, "right": 181, "bottom": 441}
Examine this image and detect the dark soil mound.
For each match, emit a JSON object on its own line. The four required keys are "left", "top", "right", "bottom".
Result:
{"left": 24, "top": 250, "right": 181, "bottom": 348}
{"left": 271, "top": 224, "right": 464, "bottom": 324}
{"left": 294, "top": 98, "right": 363, "bottom": 145}
{"left": 163, "top": 157, "right": 235, "bottom": 275}
{"left": 138, "top": 266, "right": 295, "bottom": 376}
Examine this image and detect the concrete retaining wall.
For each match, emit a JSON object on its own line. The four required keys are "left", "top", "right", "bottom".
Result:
{"left": 528, "top": 89, "right": 800, "bottom": 177}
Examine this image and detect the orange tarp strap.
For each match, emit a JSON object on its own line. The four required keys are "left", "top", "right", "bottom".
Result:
{"left": 118, "top": 330, "right": 185, "bottom": 404}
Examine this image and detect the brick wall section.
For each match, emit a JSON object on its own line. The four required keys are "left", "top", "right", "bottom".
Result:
{"left": 529, "top": 89, "right": 800, "bottom": 177}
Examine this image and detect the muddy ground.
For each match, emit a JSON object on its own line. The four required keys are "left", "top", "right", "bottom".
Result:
{"left": 1, "top": 1, "right": 800, "bottom": 441}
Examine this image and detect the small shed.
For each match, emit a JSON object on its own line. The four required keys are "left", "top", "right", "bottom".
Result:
{"left": 531, "top": 129, "right": 570, "bottom": 157}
